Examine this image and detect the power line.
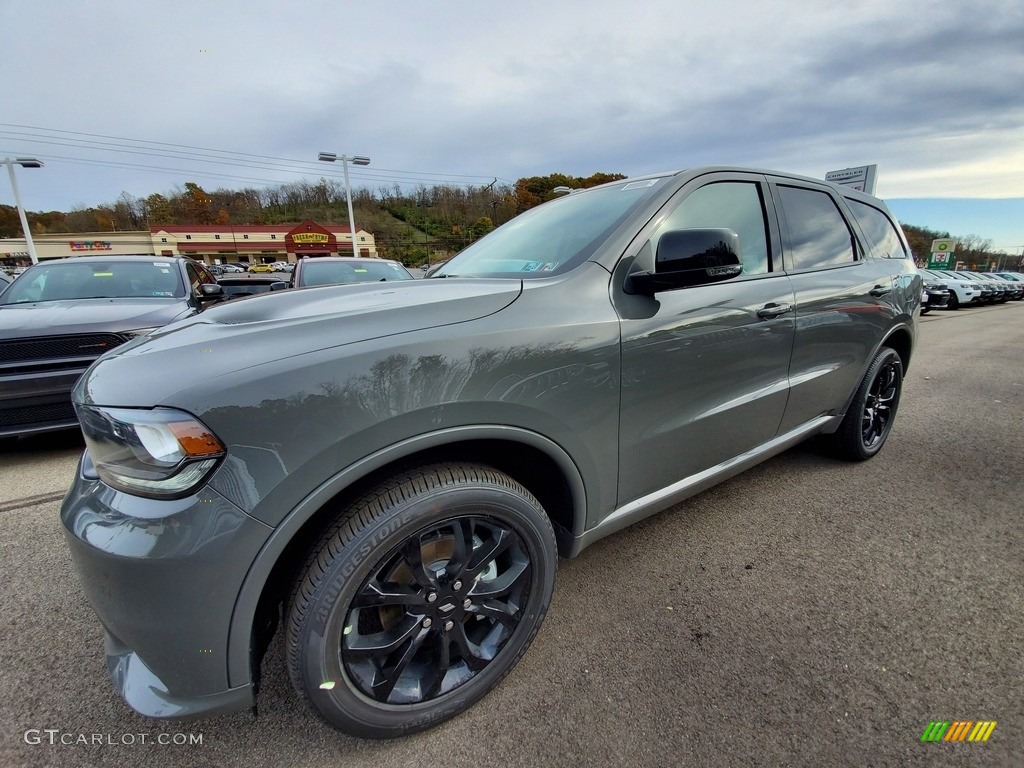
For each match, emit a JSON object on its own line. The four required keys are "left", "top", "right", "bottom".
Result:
{"left": 0, "top": 123, "right": 511, "bottom": 186}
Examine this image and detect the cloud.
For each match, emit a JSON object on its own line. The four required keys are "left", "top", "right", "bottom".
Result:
{"left": 1, "top": 0, "right": 1022, "bottom": 211}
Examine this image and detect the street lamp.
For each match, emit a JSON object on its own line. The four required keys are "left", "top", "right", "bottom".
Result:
{"left": 2, "top": 157, "right": 43, "bottom": 264}
{"left": 317, "top": 152, "right": 370, "bottom": 257}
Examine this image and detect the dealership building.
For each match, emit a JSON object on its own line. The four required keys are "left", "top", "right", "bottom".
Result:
{"left": 0, "top": 219, "right": 376, "bottom": 267}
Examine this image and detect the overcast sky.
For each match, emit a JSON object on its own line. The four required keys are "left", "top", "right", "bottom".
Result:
{"left": 3, "top": 0, "right": 1023, "bottom": 252}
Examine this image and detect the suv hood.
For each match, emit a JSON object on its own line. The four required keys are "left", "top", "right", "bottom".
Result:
{"left": 76, "top": 279, "right": 522, "bottom": 407}
{"left": 0, "top": 298, "right": 190, "bottom": 340}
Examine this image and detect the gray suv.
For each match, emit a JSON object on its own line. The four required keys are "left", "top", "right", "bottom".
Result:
{"left": 61, "top": 167, "right": 920, "bottom": 738}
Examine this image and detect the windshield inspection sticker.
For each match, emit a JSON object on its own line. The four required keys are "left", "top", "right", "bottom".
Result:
{"left": 622, "top": 179, "right": 659, "bottom": 190}
{"left": 92, "top": 272, "right": 113, "bottom": 277}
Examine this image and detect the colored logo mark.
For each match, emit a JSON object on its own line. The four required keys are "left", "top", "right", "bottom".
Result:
{"left": 920, "top": 721, "right": 996, "bottom": 742}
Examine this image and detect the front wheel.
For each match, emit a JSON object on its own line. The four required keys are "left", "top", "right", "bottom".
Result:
{"left": 831, "top": 347, "right": 903, "bottom": 461}
{"left": 947, "top": 292, "right": 959, "bottom": 310}
{"left": 286, "top": 463, "right": 558, "bottom": 738}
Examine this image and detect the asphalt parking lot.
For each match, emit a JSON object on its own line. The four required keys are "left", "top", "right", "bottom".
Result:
{"left": 1, "top": 303, "right": 1021, "bottom": 768}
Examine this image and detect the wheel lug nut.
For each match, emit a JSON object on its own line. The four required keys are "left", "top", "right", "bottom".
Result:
{"left": 426, "top": 592, "right": 437, "bottom": 603}
{"left": 423, "top": 618, "right": 432, "bottom": 629}
{"left": 444, "top": 620, "right": 454, "bottom": 631}
{"left": 453, "top": 580, "right": 463, "bottom": 591}
{"left": 463, "top": 598, "right": 471, "bottom": 609}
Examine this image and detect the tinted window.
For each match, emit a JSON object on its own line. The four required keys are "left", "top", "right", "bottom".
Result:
{"left": 778, "top": 185, "right": 855, "bottom": 270}
{"left": 0, "top": 260, "right": 186, "bottom": 304}
{"left": 299, "top": 260, "right": 414, "bottom": 287}
{"left": 657, "top": 182, "right": 770, "bottom": 275}
{"left": 847, "top": 199, "right": 907, "bottom": 259}
{"left": 185, "top": 263, "right": 204, "bottom": 295}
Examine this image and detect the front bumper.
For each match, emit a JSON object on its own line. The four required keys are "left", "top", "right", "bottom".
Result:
{"left": 61, "top": 451, "right": 274, "bottom": 719}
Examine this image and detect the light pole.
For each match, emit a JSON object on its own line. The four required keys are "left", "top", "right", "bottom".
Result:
{"left": 2, "top": 157, "right": 43, "bottom": 264}
{"left": 317, "top": 152, "right": 370, "bottom": 257}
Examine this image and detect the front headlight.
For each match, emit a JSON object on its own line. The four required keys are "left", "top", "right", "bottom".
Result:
{"left": 77, "top": 406, "right": 225, "bottom": 499}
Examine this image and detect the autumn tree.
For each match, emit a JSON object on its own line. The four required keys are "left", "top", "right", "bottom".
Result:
{"left": 144, "top": 193, "right": 175, "bottom": 225}
{"left": 182, "top": 182, "right": 214, "bottom": 224}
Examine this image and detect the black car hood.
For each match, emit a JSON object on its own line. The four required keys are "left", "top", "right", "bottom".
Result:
{"left": 75, "top": 279, "right": 523, "bottom": 407}
{"left": 0, "top": 298, "right": 193, "bottom": 340}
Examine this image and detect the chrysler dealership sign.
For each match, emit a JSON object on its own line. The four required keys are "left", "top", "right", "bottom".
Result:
{"left": 825, "top": 165, "right": 878, "bottom": 195}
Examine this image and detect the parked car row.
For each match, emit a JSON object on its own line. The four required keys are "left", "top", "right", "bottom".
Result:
{"left": 206, "top": 262, "right": 298, "bottom": 276}
{"left": 919, "top": 269, "right": 1024, "bottom": 310}
{"left": 0, "top": 255, "right": 417, "bottom": 437}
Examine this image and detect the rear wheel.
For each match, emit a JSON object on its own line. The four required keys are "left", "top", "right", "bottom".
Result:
{"left": 286, "top": 463, "right": 558, "bottom": 738}
{"left": 832, "top": 347, "right": 903, "bottom": 461}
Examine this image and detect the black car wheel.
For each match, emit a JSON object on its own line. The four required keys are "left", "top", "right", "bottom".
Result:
{"left": 286, "top": 463, "right": 557, "bottom": 738}
{"left": 832, "top": 347, "right": 903, "bottom": 462}
{"left": 946, "top": 292, "right": 959, "bottom": 310}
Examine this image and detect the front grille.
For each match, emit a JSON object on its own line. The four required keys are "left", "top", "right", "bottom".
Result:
{"left": 0, "top": 400, "right": 77, "bottom": 427}
{"left": 0, "top": 334, "right": 127, "bottom": 364}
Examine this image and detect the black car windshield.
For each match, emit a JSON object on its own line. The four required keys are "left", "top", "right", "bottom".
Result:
{"left": 299, "top": 260, "right": 414, "bottom": 286}
{"left": 0, "top": 260, "right": 186, "bottom": 305}
{"left": 432, "top": 177, "right": 668, "bottom": 278}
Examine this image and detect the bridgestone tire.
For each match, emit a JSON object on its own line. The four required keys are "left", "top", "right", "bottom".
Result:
{"left": 286, "top": 463, "right": 558, "bottom": 738}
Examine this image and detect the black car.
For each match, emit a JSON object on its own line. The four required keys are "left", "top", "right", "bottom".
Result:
{"left": 920, "top": 279, "right": 950, "bottom": 314}
{"left": 216, "top": 275, "right": 290, "bottom": 299}
{"left": 0, "top": 255, "right": 223, "bottom": 437}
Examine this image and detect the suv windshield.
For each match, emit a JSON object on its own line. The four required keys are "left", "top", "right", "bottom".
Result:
{"left": 299, "top": 260, "right": 414, "bottom": 286}
{"left": 0, "top": 260, "right": 186, "bottom": 305}
{"left": 432, "top": 177, "right": 668, "bottom": 278}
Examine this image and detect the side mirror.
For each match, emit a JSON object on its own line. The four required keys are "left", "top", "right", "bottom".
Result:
{"left": 270, "top": 282, "right": 289, "bottom": 291}
{"left": 630, "top": 228, "right": 743, "bottom": 295}
{"left": 199, "top": 283, "right": 224, "bottom": 300}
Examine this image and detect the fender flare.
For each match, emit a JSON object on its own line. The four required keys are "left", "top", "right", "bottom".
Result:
{"left": 226, "top": 424, "right": 588, "bottom": 687}
{"left": 831, "top": 321, "right": 915, "bottom": 428}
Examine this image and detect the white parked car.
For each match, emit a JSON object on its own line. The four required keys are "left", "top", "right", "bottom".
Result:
{"left": 923, "top": 269, "right": 981, "bottom": 309}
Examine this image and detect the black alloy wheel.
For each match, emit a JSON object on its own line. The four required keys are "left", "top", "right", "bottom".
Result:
{"left": 287, "top": 463, "right": 557, "bottom": 738}
{"left": 946, "top": 292, "right": 959, "bottom": 310}
{"left": 832, "top": 346, "right": 903, "bottom": 461}
{"left": 342, "top": 515, "right": 532, "bottom": 705}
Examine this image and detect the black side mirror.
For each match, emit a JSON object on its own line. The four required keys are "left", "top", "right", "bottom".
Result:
{"left": 199, "top": 283, "right": 224, "bottom": 300}
{"left": 270, "top": 282, "right": 289, "bottom": 291}
{"left": 630, "top": 228, "right": 743, "bottom": 295}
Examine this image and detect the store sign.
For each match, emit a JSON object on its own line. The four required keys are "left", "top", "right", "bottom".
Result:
{"left": 70, "top": 241, "right": 113, "bottom": 251}
{"left": 927, "top": 238, "right": 956, "bottom": 270}
{"left": 292, "top": 233, "right": 330, "bottom": 244}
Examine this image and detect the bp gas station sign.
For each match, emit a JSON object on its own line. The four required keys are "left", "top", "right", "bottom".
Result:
{"left": 927, "top": 239, "right": 956, "bottom": 269}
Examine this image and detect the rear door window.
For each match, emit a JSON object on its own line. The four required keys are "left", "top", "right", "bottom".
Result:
{"left": 846, "top": 199, "right": 908, "bottom": 259}
{"left": 777, "top": 185, "right": 856, "bottom": 271}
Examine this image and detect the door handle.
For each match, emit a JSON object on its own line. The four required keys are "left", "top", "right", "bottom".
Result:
{"left": 869, "top": 284, "right": 892, "bottom": 297}
{"left": 756, "top": 302, "right": 793, "bottom": 320}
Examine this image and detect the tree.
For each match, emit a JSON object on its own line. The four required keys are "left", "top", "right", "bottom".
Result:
{"left": 182, "top": 182, "right": 214, "bottom": 224}
{"left": 143, "top": 193, "right": 175, "bottom": 226}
